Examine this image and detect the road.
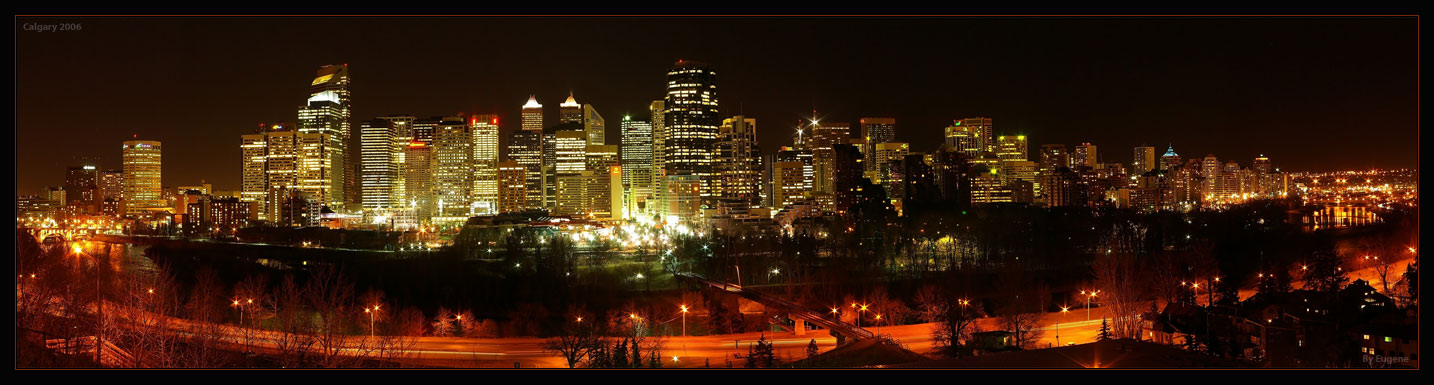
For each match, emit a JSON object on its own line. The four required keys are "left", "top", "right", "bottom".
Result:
{"left": 83, "top": 256, "right": 1413, "bottom": 368}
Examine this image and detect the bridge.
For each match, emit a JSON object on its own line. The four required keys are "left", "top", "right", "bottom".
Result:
{"left": 21, "top": 227, "right": 103, "bottom": 244}
{"left": 674, "top": 272, "right": 875, "bottom": 343}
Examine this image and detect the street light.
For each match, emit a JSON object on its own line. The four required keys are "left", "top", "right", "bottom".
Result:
{"left": 364, "top": 305, "right": 381, "bottom": 337}
{"left": 1058, "top": 307, "right": 1070, "bottom": 346}
{"left": 679, "top": 305, "right": 689, "bottom": 338}
{"left": 1080, "top": 290, "right": 1099, "bottom": 321}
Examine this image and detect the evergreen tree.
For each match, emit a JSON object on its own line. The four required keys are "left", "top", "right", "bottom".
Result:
{"left": 1097, "top": 318, "right": 1112, "bottom": 341}
{"left": 1304, "top": 251, "right": 1348, "bottom": 293}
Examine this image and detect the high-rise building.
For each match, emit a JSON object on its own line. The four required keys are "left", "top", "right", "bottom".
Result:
{"left": 297, "top": 64, "right": 351, "bottom": 210}
{"left": 953, "top": 117, "right": 994, "bottom": 154}
{"left": 470, "top": 114, "right": 501, "bottom": 215}
{"left": 1037, "top": 144, "right": 1069, "bottom": 202}
{"left": 664, "top": 60, "right": 720, "bottom": 210}
{"left": 559, "top": 93, "right": 583, "bottom": 124}
{"left": 583, "top": 104, "right": 605, "bottom": 145}
{"left": 996, "top": 135, "right": 1029, "bottom": 161}
{"left": 555, "top": 166, "right": 623, "bottom": 220}
{"left": 1159, "top": 145, "right": 1181, "bottom": 172}
{"left": 554, "top": 130, "right": 589, "bottom": 175}
{"left": 870, "top": 142, "right": 909, "bottom": 198}
{"left": 620, "top": 116, "right": 655, "bottom": 215}
{"left": 240, "top": 124, "right": 331, "bottom": 224}
{"left": 1201, "top": 154, "right": 1220, "bottom": 201}
{"left": 1072, "top": 143, "right": 1098, "bottom": 169}
{"left": 65, "top": 164, "right": 99, "bottom": 213}
{"left": 122, "top": 140, "right": 165, "bottom": 215}
{"left": 716, "top": 116, "right": 761, "bottom": 206}
{"left": 1133, "top": 145, "right": 1157, "bottom": 174}
{"left": 944, "top": 121, "right": 983, "bottom": 158}
{"left": 831, "top": 143, "right": 867, "bottom": 215}
{"left": 360, "top": 118, "right": 399, "bottom": 211}
{"left": 860, "top": 117, "right": 896, "bottom": 145}
{"left": 497, "top": 160, "right": 527, "bottom": 214}
{"left": 772, "top": 161, "right": 808, "bottom": 210}
{"left": 512, "top": 96, "right": 546, "bottom": 211}
{"left": 808, "top": 120, "right": 850, "bottom": 204}
{"left": 431, "top": 117, "right": 473, "bottom": 220}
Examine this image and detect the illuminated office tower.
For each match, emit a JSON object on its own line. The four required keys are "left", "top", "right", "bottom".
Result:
{"left": 996, "top": 135, "right": 1028, "bottom": 161}
{"left": 403, "top": 138, "right": 432, "bottom": 219}
{"left": 1159, "top": 145, "right": 1181, "bottom": 172}
{"left": 99, "top": 169, "right": 123, "bottom": 211}
{"left": 649, "top": 101, "right": 667, "bottom": 215}
{"left": 359, "top": 118, "right": 399, "bottom": 211}
{"left": 297, "top": 64, "right": 351, "bottom": 210}
{"left": 583, "top": 104, "right": 605, "bottom": 145}
{"left": 470, "top": 114, "right": 501, "bottom": 216}
{"left": 953, "top": 117, "right": 994, "bottom": 154}
{"left": 649, "top": 101, "right": 667, "bottom": 173}
{"left": 871, "top": 142, "right": 909, "bottom": 197}
{"left": 1071, "top": 143, "right": 1097, "bottom": 169}
{"left": 585, "top": 145, "right": 620, "bottom": 175}
{"left": 1201, "top": 154, "right": 1220, "bottom": 200}
{"left": 1252, "top": 154, "right": 1274, "bottom": 196}
{"left": 65, "top": 163, "right": 99, "bottom": 212}
{"left": 969, "top": 166, "right": 1012, "bottom": 205}
{"left": 241, "top": 125, "right": 332, "bottom": 223}
{"left": 1002, "top": 160, "right": 1038, "bottom": 192}
{"left": 998, "top": 135, "right": 1032, "bottom": 160}
{"left": 1133, "top": 145, "right": 1157, "bottom": 174}
{"left": 860, "top": 117, "right": 896, "bottom": 145}
{"left": 555, "top": 166, "right": 623, "bottom": 220}
{"left": 944, "top": 121, "right": 983, "bottom": 158}
{"left": 664, "top": 60, "right": 720, "bottom": 208}
{"left": 497, "top": 160, "right": 527, "bottom": 214}
{"left": 560, "top": 93, "right": 583, "bottom": 124}
{"left": 808, "top": 120, "right": 850, "bottom": 199}
{"left": 122, "top": 140, "right": 165, "bottom": 215}
{"left": 1037, "top": 144, "right": 1068, "bottom": 201}
{"left": 620, "top": 116, "right": 654, "bottom": 213}
{"left": 431, "top": 118, "right": 474, "bottom": 220}
{"left": 510, "top": 96, "right": 545, "bottom": 210}
{"left": 780, "top": 147, "right": 814, "bottom": 206}
{"left": 554, "top": 130, "right": 589, "bottom": 175}
{"left": 1219, "top": 161, "right": 1242, "bottom": 199}
{"left": 522, "top": 95, "right": 544, "bottom": 132}
{"left": 772, "top": 161, "right": 808, "bottom": 210}
{"left": 716, "top": 116, "right": 761, "bottom": 205}
{"left": 377, "top": 115, "right": 416, "bottom": 203}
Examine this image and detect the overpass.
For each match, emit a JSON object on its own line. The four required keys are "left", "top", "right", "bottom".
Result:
{"left": 674, "top": 272, "right": 874, "bottom": 343}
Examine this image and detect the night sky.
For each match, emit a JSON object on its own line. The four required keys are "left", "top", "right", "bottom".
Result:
{"left": 15, "top": 16, "right": 1418, "bottom": 194}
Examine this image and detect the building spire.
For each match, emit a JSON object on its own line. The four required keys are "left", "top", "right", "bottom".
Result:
{"left": 523, "top": 94, "right": 542, "bottom": 109}
{"left": 561, "top": 92, "right": 579, "bottom": 107}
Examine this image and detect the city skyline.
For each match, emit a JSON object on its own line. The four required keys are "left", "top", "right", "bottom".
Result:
{"left": 14, "top": 16, "right": 1417, "bottom": 193}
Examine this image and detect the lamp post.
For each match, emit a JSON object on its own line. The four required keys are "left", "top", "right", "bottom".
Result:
{"left": 1080, "top": 290, "right": 1099, "bottom": 321}
{"left": 71, "top": 242, "right": 105, "bottom": 363}
{"left": 858, "top": 304, "right": 869, "bottom": 329}
{"left": 679, "top": 305, "right": 689, "bottom": 338}
{"left": 1058, "top": 307, "right": 1069, "bottom": 346}
{"left": 365, "top": 305, "right": 381, "bottom": 338}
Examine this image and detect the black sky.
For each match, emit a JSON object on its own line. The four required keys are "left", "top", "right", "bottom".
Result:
{"left": 14, "top": 16, "right": 1418, "bottom": 193}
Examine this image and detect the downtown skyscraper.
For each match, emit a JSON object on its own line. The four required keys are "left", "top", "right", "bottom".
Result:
{"left": 620, "top": 115, "right": 655, "bottom": 215}
{"left": 121, "top": 140, "right": 164, "bottom": 216}
{"left": 510, "top": 95, "right": 545, "bottom": 210}
{"left": 297, "top": 64, "right": 351, "bottom": 210}
{"left": 470, "top": 114, "right": 501, "bottom": 215}
{"left": 663, "top": 60, "right": 720, "bottom": 214}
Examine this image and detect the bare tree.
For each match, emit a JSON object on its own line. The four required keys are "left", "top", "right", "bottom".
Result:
{"left": 1093, "top": 251, "right": 1144, "bottom": 340}
{"left": 304, "top": 265, "right": 355, "bottom": 367}
{"left": 271, "top": 274, "right": 316, "bottom": 367}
